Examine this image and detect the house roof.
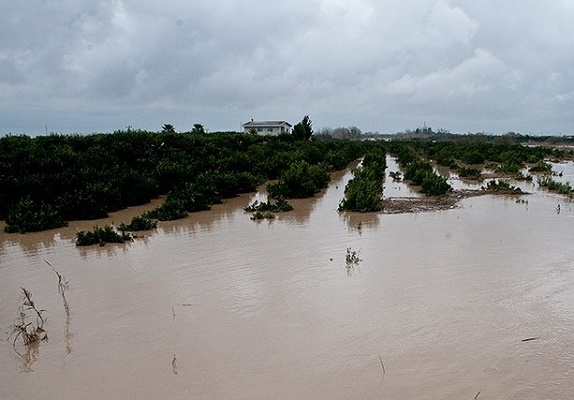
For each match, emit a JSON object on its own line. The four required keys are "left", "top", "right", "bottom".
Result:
{"left": 242, "top": 120, "right": 292, "bottom": 128}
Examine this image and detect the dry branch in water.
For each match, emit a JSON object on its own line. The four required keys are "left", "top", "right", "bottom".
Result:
{"left": 521, "top": 337, "right": 538, "bottom": 342}
{"left": 10, "top": 288, "right": 47, "bottom": 351}
{"left": 45, "top": 260, "right": 70, "bottom": 316}
{"left": 172, "top": 354, "right": 178, "bottom": 374}
{"left": 378, "top": 355, "right": 386, "bottom": 388}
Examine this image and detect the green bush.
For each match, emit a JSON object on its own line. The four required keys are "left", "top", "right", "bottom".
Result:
{"left": 4, "top": 197, "right": 67, "bottom": 233}
{"left": 529, "top": 161, "right": 552, "bottom": 174}
{"left": 76, "top": 225, "right": 132, "bottom": 246}
{"left": 267, "top": 161, "right": 330, "bottom": 198}
{"left": 144, "top": 198, "right": 189, "bottom": 221}
{"left": 404, "top": 161, "right": 433, "bottom": 185}
{"left": 458, "top": 166, "right": 482, "bottom": 179}
{"left": 485, "top": 179, "right": 522, "bottom": 193}
{"left": 538, "top": 176, "right": 573, "bottom": 196}
{"left": 338, "top": 155, "right": 385, "bottom": 212}
{"left": 244, "top": 196, "right": 293, "bottom": 212}
{"left": 118, "top": 216, "right": 157, "bottom": 232}
{"left": 421, "top": 174, "right": 451, "bottom": 196}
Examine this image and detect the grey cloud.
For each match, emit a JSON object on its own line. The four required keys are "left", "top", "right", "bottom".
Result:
{"left": 1, "top": 0, "right": 574, "bottom": 134}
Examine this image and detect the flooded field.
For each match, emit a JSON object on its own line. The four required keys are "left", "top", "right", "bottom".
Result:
{"left": 2, "top": 161, "right": 574, "bottom": 400}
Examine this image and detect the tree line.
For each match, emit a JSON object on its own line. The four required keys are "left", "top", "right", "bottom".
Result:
{"left": 2, "top": 125, "right": 568, "bottom": 233}
{"left": 0, "top": 128, "right": 366, "bottom": 233}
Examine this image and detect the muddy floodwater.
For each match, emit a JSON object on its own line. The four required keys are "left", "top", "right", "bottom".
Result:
{"left": 2, "top": 161, "right": 574, "bottom": 400}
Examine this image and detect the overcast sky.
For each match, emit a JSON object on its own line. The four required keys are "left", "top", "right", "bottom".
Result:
{"left": 2, "top": 0, "right": 574, "bottom": 136}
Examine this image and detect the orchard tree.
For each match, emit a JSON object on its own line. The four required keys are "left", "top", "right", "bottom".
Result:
{"left": 192, "top": 124, "right": 206, "bottom": 134}
{"left": 162, "top": 124, "right": 176, "bottom": 133}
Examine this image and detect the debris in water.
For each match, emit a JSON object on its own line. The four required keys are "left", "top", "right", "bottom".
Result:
{"left": 521, "top": 337, "right": 538, "bottom": 342}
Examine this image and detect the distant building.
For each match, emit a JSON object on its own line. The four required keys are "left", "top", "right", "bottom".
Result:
{"left": 242, "top": 120, "right": 292, "bottom": 136}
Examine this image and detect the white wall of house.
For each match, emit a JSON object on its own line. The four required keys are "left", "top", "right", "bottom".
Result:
{"left": 242, "top": 121, "right": 292, "bottom": 136}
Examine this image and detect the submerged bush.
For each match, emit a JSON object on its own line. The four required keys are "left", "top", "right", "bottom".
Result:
{"left": 538, "top": 176, "right": 574, "bottom": 196}
{"left": 118, "top": 216, "right": 157, "bottom": 232}
{"left": 421, "top": 173, "right": 452, "bottom": 196}
{"left": 76, "top": 225, "right": 132, "bottom": 246}
{"left": 458, "top": 166, "right": 482, "bottom": 179}
{"left": 529, "top": 161, "right": 552, "bottom": 174}
{"left": 250, "top": 211, "right": 275, "bottom": 220}
{"left": 144, "top": 198, "right": 189, "bottom": 221}
{"left": 485, "top": 179, "right": 522, "bottom": 193}
{"left": 244, "top": 196, "right": 293, "bottom": 213}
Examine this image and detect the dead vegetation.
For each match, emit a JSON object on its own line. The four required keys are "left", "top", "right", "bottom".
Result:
{"left": 10, "top": 288, "right": 47, "bottom": 351}
{"left": 45, "top": 260, "right": 70, "bottom": 316}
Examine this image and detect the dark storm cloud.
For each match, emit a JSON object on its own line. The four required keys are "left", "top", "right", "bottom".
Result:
{"left": 1, "top": 0, "right": 573, "bottom": 134}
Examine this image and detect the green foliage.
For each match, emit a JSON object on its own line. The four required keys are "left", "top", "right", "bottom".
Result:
{"left": 484, "top": 179, "right": 522, "bottom": 193}
{"left": 459, "top": 150, "right": 485, "bottom": 165}
{"left": 391, "top": 142, "right": 452, "bottom": 196}
{"left": 513, "top": 171, "right": 533, "bottom": 181}
{"left": 339, "top": 166, "right": 383, "bottom": 211}
{"left": 404, "top": 161, "right": 434, "bottom": 185}
{"left": 118, "top": 216, "right": 157, "bottom": 232}
{"left": 435, "top": 148, "right": 457, "bottom": 168}
{"left": 191, "top": 124, "right": 206, "bottom": 134}
{"left": 0, "top": 130, "right": 367, "bottom": 231}
{"left": 495, "top": 162, "right": 521, "bottom": 174}
{"left": 292, "top": 115, "right": 313, "bottom": 140}
{"left": 76, "top": 225, "right": 133, "bottom": 246}
{"left": 529, "top": 161, "right": 552, "bottom": 173}
{"left": 538, "top": 176, "right": 574, "bottom": 196}
{"left": 162, "top": 124, "right": 176, "bottom": 133}
{"left": 267, "top": 161, "right": 330, "bottom": 198}
{"left": 244, "top": 197, "right": 293, "bottom": 213}
{"left": 4, "top": 197, "right": 67, "bottom": 233}
{"left": 144, "top": 198, "right": 189, "bottom": 221}
{"left": 458, "top": 166, "right": 482, "bottom": 179}
{"left": 339, "top": 145, "right": 386, "bottom": 212}
{"left": 421, "top": 173, "right": 452, "bottom": 196}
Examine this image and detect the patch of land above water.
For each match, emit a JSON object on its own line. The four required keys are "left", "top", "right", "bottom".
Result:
{"left": 381, "top": 188, "right": 526, "bottom": 214}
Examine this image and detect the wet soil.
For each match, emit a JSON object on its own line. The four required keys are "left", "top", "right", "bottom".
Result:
{"left": 382, "top": 188, "right": 527, "bottom": 214}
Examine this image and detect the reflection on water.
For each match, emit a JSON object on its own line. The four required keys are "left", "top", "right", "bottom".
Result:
{"left": 14, "top": 340, "right": 41, "bottom": 373}
{"left": 65, "top": 316, "right": 73, "bottom": 356}
{"left": 340, "top": 211, "right": 380, "bottom": 234}
{"left": 2, "top": 162, "right": 574, "bottom": 399}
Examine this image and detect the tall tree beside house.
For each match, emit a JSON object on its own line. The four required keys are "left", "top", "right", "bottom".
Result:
{"left": 292, "top": 115, "right": 313, "bottom": 140}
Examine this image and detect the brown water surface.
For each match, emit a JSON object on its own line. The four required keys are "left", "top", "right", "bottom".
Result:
{"left": 2, "top": 166, "right": 574, "bottom": 399}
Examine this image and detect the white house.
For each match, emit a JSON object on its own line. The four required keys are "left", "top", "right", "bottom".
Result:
{"left": 242, "top": 120, "right": 292, "bottom": 136}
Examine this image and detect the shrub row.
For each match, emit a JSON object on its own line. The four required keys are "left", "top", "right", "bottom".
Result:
{"left": 338, "top": 145, "right": 387, "bottom": 212}
{"left": 394, "top": 143, "right": 452, "bottom": 196}
{"left": 2, "top": 131, "right": 367, "bottom": 232}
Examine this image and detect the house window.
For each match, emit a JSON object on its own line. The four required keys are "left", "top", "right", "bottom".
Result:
{"left": 257, "top": 128, "right": 263, "bottom": 132}
{"left": 267, "top": 128, "right": 273, "bottom": 132}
